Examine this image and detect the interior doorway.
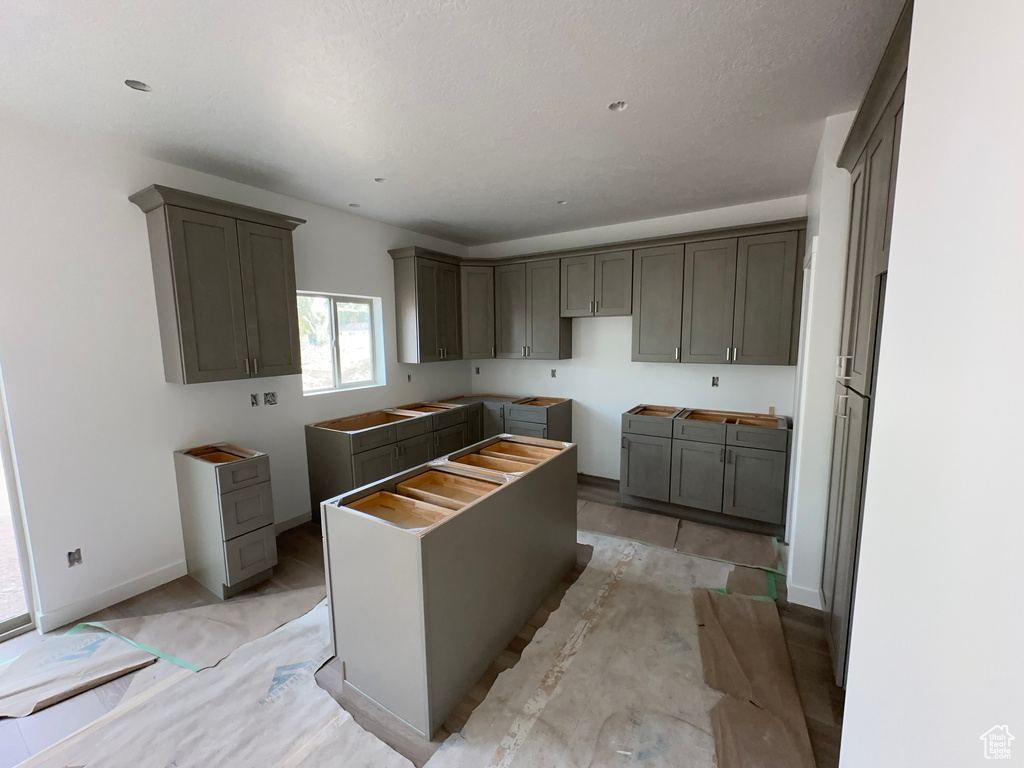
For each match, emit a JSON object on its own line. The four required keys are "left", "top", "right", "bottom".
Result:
{"left": 0, "top": 367, "right": 32, "bottom": 640}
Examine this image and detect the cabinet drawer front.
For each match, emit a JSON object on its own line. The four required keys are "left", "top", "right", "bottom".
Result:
{"left": 504, "top": 404, "right": 546, "bottom": 424}
{"left": 395, "top": 416, "right": 431, "bottom": 441}
{"left": 223, "top": 525, "right": 277, "bottom": 586}
{"left": 621, "top": 413, "right": 674, "bottom": 438}
{"left": 505, "top": 419, "right": 547, "bottom": 440}
{"left": 726, "top": 424, "right": 789, "bottom": 452}
{"left": 217, "top": 455, "right": 271, "bottom": 493}
{"left": 673, "top": 420, "right": 727, "bottom": 444}
{"left": 431, "top": 406, "right": 468, "bottom": 431}
{"left": 220, "top": 482, "right": 275, "bottom": 540}
{"left": 351, "top": 425, "right": 398, "bottom": 454}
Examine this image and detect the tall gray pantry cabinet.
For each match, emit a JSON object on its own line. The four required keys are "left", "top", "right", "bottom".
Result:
{"left": 820, "top": 0, "right": 910, "bottom": 688}
{"left": 130, "top": 185, "right": 304, "bottom": 384}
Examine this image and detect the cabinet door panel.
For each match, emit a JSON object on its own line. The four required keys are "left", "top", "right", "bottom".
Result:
{"left": 437, "top": 262, "right": 462, "bottom": 360}
{"left": 680, "top": 239, "right": 737, "bottom": 363}
{"left": 631, "top": 246, "right": 684, "bottom": 362}
{"left": 670, "top": 439, "right": 725, "bottom": 512}
{"left": 722, "top": 446, "right": 787, "bottom": 524}
{"left": 434, "top": 423, "right": 469, "bottom": 456}
{"left": 821, "top": 382, "right": 851, "bottom": 613}
{"left": 220, "top": 482, "right": 275, "bottom": 540}
{"left": 561, "top": 255, "right": 595, "bottom": 317}
{"left": 167, "top": 206, "right": 250, "bottom": 382}
{"left": 620, "top": 434, "right": 672, "bottom": 502}
{"left": 732, "top": 233, "right": 798, "bottom": 365}
{"left": 236, "top": 221, "right": 301, "bottom": 377}
{"left": 595, "top": 251, "right": 633, "bottom": 316}
{"left": 525, "top": 259, "right": 563, "bottom": 359}
{"left": 483, "top": 403, "right": 506, "bottom": 438}
{"left": 838, "top": 155, "right": 867, "bottom": 386}
{"left": 351, "top": 444, "right": 397, "bottom": 489}
{"left": 416, "top": 259, "right": 442, "bottom": 363}
{"left": 461, "top": 266, "right": 495, "bottom": 358}
{"left": 494, "top": 264, "right": 527, "bottom": 358}
{"left": 396, "top": 433, "right": 434, "bottom": 472}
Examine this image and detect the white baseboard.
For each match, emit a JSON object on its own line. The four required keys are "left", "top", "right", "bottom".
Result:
{"left": 276, "top": 511, "right": 312, "bottom": 534}
{"left": 785, "top": 582, "right": 824, "bottom": 610}
{"left": 37, "top": 560, "right": 188, "bottom": 633}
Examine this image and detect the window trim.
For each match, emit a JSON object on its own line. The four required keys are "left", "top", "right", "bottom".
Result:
{"left": 298, "top": 291, "right": 382, "bottom": 395}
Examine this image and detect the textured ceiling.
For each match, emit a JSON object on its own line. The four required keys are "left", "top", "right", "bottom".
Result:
{"left": 0, "top": 0, "right": 903, "bottom": 244}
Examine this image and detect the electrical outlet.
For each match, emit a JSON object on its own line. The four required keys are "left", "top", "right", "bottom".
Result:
{"left": 67, "top": 548, "right": 82, "bottom": 567}
{"left": 475, "top": 367, "right": 480, "bottom": 375}
{"left": 250, "top": 393, "right": 259, "bottom": 407}
{"left": 407, "top": 374, "right": 412, "bottom": 383}
{"left": 712, "top": 376, "right": 719, "bottom": 387}
{"left": 264, "top": 392, "right": 277, "bottom": 406}
{"left": 551, "top": 369, "right": 557, "bottom": 378}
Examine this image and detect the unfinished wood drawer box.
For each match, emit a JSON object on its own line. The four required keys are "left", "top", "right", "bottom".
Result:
{"left": 622, "top": 404, "right": 682, "bottom": 438}
{"left": 504, "top": 397, "right": 573, "bottom": 442}
{"left": 174, "top": 443, "right": 278, "bottom": 599}
{"left": 322, "top": 435, "right": 578, "bottom": 738}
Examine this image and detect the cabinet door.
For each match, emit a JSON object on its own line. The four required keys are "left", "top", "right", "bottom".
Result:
{"left": 504, "top": 419, "right": 547, "bottom": 440}
{"left": 166, "top": 206, "right": 250, "bottom": 383}
{"left": 560, "top": 255, "right": 595, "bottom": 317}
{"left": 722, "top": 446, "right": 787, "bottom": 524}
{"left": 461, "top": 266, "right": 495, "bottom": 358}
{"left": 670, "top": 439, "right": 725, "bottom": 512}
{"left": 396, "top": 433, "right": 434, "bottom": 472}
{"left": 351, "top": 444, "right": 397, "bottom": 489}
{"left": 525, "top": 259, "right": 566, "bottom": 359}
{"left": 464, "top": 402, "right": 484, "bottom": 444}
{"left": 236, "top": 221, "right": 302, "bottom": 377}
{"left": 494, "top": 264, "right": 527, "bottom": 358}
{"left": 631, "top": 246, "right": 684, "bottom": 362}
{"left": 825, "top": 389, "right": 870, "bottom": 686}
{"left": 838, "top": 154, "right": 867, "bottom": 387}
{"left": 434, "top": 423, "right": 469, "bottom": 457}
{"left": 415, "top": 259, "right": 442, "bottom": 363}
{"left": 732, "top": 233, "right": 798, "bottom": 365}
{"left": 483, "top": 403, "right": 506, "bottom": 438}
{"left": 821, "top": 382, "right": 851, "bottom": 614}
{"left": 436, "top": 262, "right": 462, "bottom": 360}
{"left": 595, "top": 250, "right": 633, "bottom": 316}
{"left": 680, "top": 239, "right": 737, "bottom": 364}
{"left": 620, "top": 434, "right": 672, "bottom": 502}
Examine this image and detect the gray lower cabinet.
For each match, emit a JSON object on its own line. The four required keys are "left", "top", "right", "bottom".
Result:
{"left": 620, "top": 433, "right": 672, "bottom": 502}
{"left": 396, "top": 432, "right": 434, "bottom": 472}
{"left": 560, "top": 251, "right": 633, "bottom": 317}
{"left": 503, "top": 397, "right": 573, "bottom": 442}
{"left": 129, "top": 186, "right": 304, "bottom": 384}
{"left": 174, "top": 443, "right": 278, "bottom": 599}
{"left": 390, "top": 248, "right": 462, "bottom": 363}
{"left": 670, "top": 439, "right": 725, "bottom": 512}
{"left": 461, "top": 266, "right": 495, "bottom": 359}
{"left": 433, "top": 422, "right": 470, "bottom": 457}
{"left": 504, "top": 419, "right": 546, "bottom": 439}
{"left": 722, "top": 445, "right": 788, "bottom": 524}
{"left": 352, "top": 444, "right": 402, "bottom": 489}
{"left": 631, "top": 245, "right": 684, "bottom": 362}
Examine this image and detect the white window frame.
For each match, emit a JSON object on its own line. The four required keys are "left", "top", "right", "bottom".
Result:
{"left": 298, "top": 291, "right": 384, "bottom": 395}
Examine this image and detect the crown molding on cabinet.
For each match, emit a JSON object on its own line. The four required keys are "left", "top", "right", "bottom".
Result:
{"left": 129, "top": 185, "right": 306, "bottom": 231}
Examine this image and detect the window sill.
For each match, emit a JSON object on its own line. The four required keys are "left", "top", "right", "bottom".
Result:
{"left": 302, "top": 381, "right": 384, "bottom": 397}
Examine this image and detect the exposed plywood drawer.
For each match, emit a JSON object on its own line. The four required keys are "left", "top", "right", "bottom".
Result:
{"left": 673, "top": 419, "right": 727, "bottom": 445}
{"left": 216, "top": 455, "right": 271, "bottom": 493}
{"left": 224, "top": 525, "right": 277, "bottom": 586}
{"left": 621, "top": 405, "right": 680, "bottom": 438}
{"left": 726, "top": 424, "right": 789, "bottom": 452}
{"left": 220, "top": 481, "right": 275, "bottom": 541}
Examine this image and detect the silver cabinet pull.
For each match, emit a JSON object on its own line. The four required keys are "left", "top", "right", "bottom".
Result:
{"left": 526, "top": 346, "right": 530, "bottom": 357}
{"left": 732, "top": 347, "right": 737, "bottom": 362}
{"left": 253, "top": 358, "right": 258, "bottom": 375}
{"left": 675, "top": 347, "right": 680, "bottom": 361}
{"left": 835, "top": 394, "right": 849, "bottom": 419}
{"left": 491, "top": 346, "right": 494, "bottom": 357}
{"left": 726, "top": 347, "right": 731, "bottom": 361}
{"left": 837, "top": 355, "right": 852, "bottom": 379}
{"left": 621, "top": 436, "right": 628, "bottom": 449}
{"left": 244, "top": 358, "right": 250, "bottom": 375}
{"left": 439, "top": 348, "right": 444, "bottom": 359}
{"left": 589, "top": 300, "right": 594, "bottom": 313}
{"left": 719, "top": 448, "right": 725, "bottom": 463}
{"left": 727, "top": 449, "right": 733, "bottom": 464}
{"left": 595, "top": 300, "right": 599, "bottom": 313}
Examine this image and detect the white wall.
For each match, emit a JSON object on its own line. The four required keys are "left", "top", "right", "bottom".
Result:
{"left": 841, "top": 3, "right": 1024, "bottom": 765}
{"left": 784, "top": 112, "right": 855, "bottom": 608}
{"left": 466, "top": 197, "right": 807, "bottom": 480}
{"left": 0, "top": 112, "right": 472, "bottom": 630}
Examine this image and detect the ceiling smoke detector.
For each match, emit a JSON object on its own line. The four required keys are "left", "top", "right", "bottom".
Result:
{"left": 374, "top": 177, "right": 388, "bottom": 183}
{"left": 125, "top": 79, "right": 152, "bottom": 92}
{"left": 608, "top": 101, "right": 628, "bottom": 112}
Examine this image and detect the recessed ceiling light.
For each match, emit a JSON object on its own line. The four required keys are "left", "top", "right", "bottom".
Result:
{"left": 349, "top": 203, "right": 361, "bottom": 208}
{"left": 125, "top": 79, "right": 152, "bottom": 92}
{"left": 608, "top": 101, "right": 628, "bottom": 112}
{"left": 556, "top": 200, "right": 568, "bottom": 205}
{"left": 374, "top": 177, "right": 388, "bottom": 183}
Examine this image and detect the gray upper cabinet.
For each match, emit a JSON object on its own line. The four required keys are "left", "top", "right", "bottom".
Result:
{"left": 560, "top": 251, "right": 632, "bottom": 318}
{"left": 390, "top": 248, "right": 462, "bottom": 364}
{"left": 130, "top": 185, "right": 305, "bottom": 385}
{"left": 461, "top": 266, "right": 495, "bottom": 359}
{"left": 631, "top": 245, "right": 684, "bottom": 362}
{"left": 732, "top": 232, "right": 799, "bottom": 366}
{"left": 495, "top": 263, "right": 528, "bottom": 358}
{"left": 680, "top": 239, "right": 737, "bottom": 364}
{"left": 526, "top": 259, "right": 571, "bottom": 359}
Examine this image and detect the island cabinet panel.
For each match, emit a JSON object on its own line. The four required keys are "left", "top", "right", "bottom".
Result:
{"left": 631, "top": 245, "right": 684, "bottom": 362}
{"left": 680, "top": 239, "right": 737, "bottom": 364}
{"left": 322, "top": 436, "right": 578, "bottom": 737}
{"left": 732, "top": 232, "right": 799, "bottom": 366}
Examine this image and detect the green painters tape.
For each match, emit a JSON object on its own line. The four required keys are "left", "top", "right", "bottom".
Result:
{"left": 766, "top": 571, "right": 778, "bottom": 601}
{"left": 65, "top": 622, "right": 199, "bottom": 672}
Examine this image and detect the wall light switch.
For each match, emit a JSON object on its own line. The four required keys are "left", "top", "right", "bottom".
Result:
{"left": 250, "top": 393, "right": 260, "bottom": 407}
{"left": 711, "top": 376, "right": 719, "bottom": 387}
{"left": 264, "top": 392, "right": 277, "bottom": 406}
